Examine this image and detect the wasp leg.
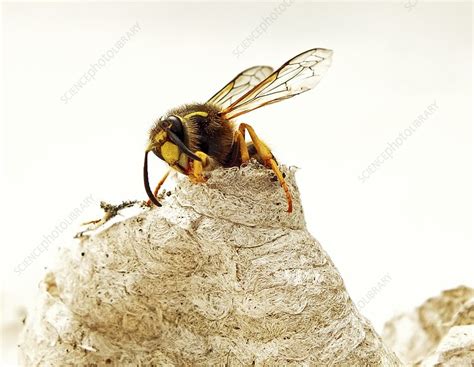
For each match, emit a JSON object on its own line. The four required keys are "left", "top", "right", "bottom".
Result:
{"left": 238, "top": 123, "right": 293, "bottom": 213}
{"left": 236, "top": 130, "right": 250, "bottom": 163}
{"left": 191, "top": 151, "right": 210, "bottom": 183}
{"left": 224, "top": 130, "right": 251, "bottom": 168}
{"left": 146, "top": 169, "right": 171, "bottom": 206}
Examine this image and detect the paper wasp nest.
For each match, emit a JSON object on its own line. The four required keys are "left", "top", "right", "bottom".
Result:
{"left": 19, "top": 163, "right": 400, "bottom": 366}
{"left": 383, "top": 286, "right": 474, "bottom": 366}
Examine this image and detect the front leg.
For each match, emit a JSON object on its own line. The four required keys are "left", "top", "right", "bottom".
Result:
{"left": 190, "top": 151, "right": 210, "bottom": 183}
{"left": 146, "top": 169, "right": 171, "bottom": 206}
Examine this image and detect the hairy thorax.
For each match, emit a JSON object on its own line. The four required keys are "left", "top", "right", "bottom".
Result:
{"left": 165, "top": 103, "right": 235, "bottom": 168}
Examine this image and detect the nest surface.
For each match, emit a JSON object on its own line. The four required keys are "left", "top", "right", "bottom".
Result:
{"left": 383, "top": 286, "right": 474, "bottom": 365}
{"left": 19, "top": 163, "right": 400, "bottom": 366}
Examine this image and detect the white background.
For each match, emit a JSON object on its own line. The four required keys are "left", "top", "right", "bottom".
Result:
{"left": 1, "top": 1, "right": 472, "bottom": 364}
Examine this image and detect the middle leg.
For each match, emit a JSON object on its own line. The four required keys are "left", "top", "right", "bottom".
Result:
{"left": 225, "top": 129, "right": 251, "bottom": 167}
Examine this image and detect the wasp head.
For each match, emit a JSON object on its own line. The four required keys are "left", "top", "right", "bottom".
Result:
{"left": 143, "top": 114, "right": 201, "bottom": 206}
{"left": 146, "top": 115, "right": 201, "bottom": 161}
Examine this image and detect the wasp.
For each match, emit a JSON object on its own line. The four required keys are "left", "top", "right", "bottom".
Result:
{"left": 144, "top": 48, "right": 333, "bottom": 213}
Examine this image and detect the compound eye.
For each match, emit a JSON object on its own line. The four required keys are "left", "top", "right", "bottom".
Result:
{"left": 167, "top": 115, "right": 183, "bottom": 137}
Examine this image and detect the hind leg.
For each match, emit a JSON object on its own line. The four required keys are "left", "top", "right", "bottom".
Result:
{"left": 238, "top": 123, "right": 292, "bottom": 213}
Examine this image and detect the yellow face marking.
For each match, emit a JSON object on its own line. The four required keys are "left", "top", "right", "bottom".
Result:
{"left": 161, "top": 141, "right": 180, "bottom": 164}
{"left": 183, "top": 111, "right": 208, "bottom": 119}
{"left": 154, "top": 130, "right": 167, "bottom": 144}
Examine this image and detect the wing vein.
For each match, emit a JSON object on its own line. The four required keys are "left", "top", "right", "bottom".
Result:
{"left": 219, "top": 48, "right": 333, "bottom": 120}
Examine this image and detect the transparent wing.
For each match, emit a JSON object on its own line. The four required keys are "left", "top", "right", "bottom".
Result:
{"left": 220, "top": 48, "right": 333, "bottom": 120}
{"left": 207, "top": 66, "right": 274, "bottom": 109}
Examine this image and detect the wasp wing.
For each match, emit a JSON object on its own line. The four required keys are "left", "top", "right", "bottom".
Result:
{"left": 220, "top": 48, "right": 333, "bottom": 120}
{"left": 207, "top": 66, "right": 274, "bottom": 109}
